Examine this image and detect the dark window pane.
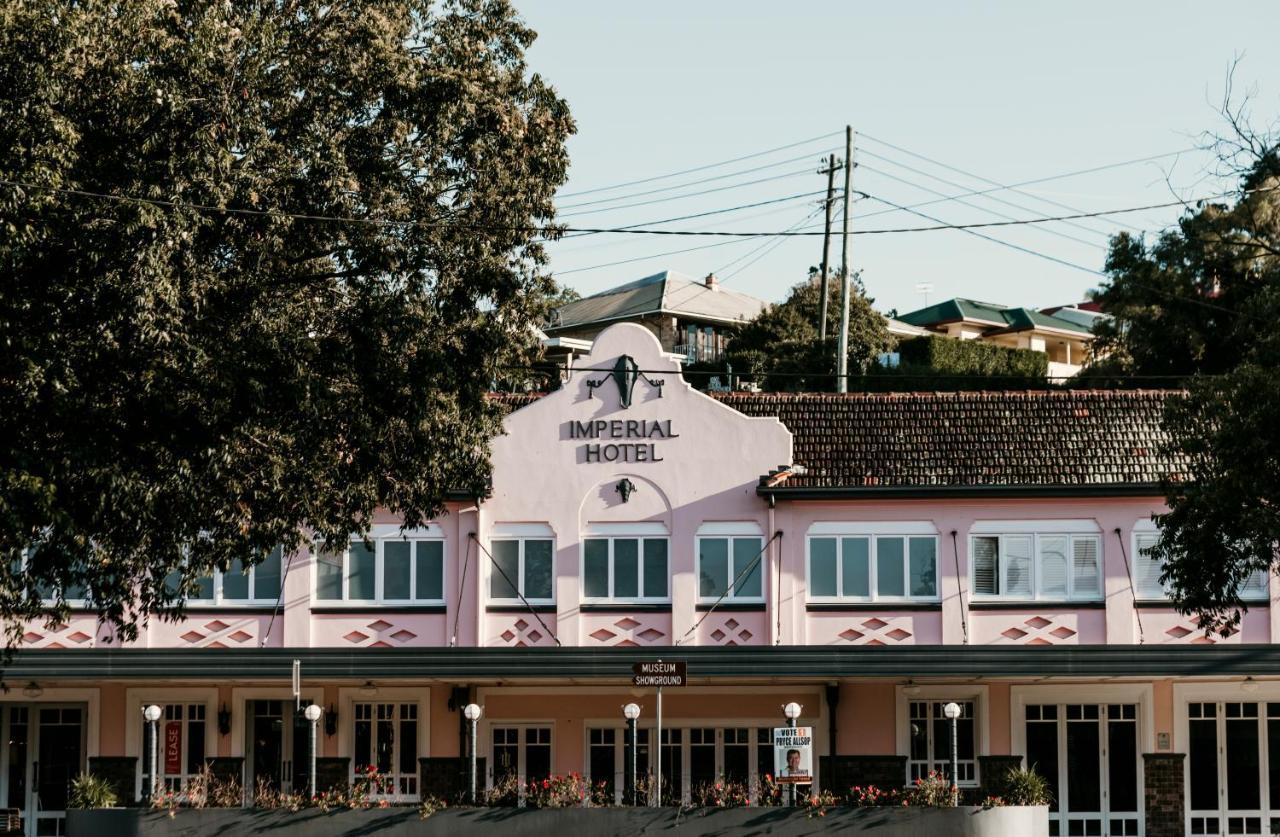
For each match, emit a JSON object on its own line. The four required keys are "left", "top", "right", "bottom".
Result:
{"left": 690, "top": 728, "right": 716, "bottom": 793}
{"left": 643, "top": 540, "right": 668, "bottom": 599}
{"left": 1108, "top": 718, "right": 1138, "bottom": 813}
{"left": 1271, "top": 719, "right": 1280, "bottom": 815}
{"left": 1188, "top": 717, "right": 1218, "bottom": 811}
{"left": 399, "top": 718, "right": 418, "bottom": 775}
{"left": 255, "top": 547, "right": 282, "bottom": 600}
{"left": 1026, "top": 718, "right": 1059, "bottom": 813}
{"left": 355, "top": 718, "right": 372, "bottom": 772}
{"left": 1226, "top": 716, "right": 1261, "bottom": 810}
{"left": 384, "top": 541, "right": 411, "bottom": 600}
{"left": 842, "top": 537, "right": 870, "bottom": 597}
{"left": 187, "top": 720, "right": 205, "bottom": 775}
{"left": 1065, "top": 717, "right": 1100, "bottom": 812}
{"left": 316, "top": 548, "right": 343, "bottom": 600}
{"left": 222, "top": 559, "right": 250, "bottom": 600}
{"left": 524, "top": 540, "right": 553, "bottom": 600}
{"left": 724, "top": 732, "right": 749, "bottom": 784}
{"left": 615, "top": 539, "right": 639, "bottom": 599}
{"left": 349, "top": 542, "right": 376, "bottom": 600}
{"left": 584, "top": 539, "right": 609, "bottom": 598}
{"left": 733, "top": 538, "right": 763, "bottom": 598}
{"left": 415, "top": 541, "right": 444, "bottom": 601}
{"left": 490, "top": 541, "right": 519, "bottom": 599}
{"left": 810, "top": 538, "right": 837, "bottom": 597}
{"left": 699, "top": 538, "right": 728, "bottom": 599}
{"left": 909, "top": 538, "right": 937, "bottom": 597}
{"left": 526, "top": 729, "right": 551, "bottom": 783}
{"left": 877, "top": 538, "right": 905, "bottom": 597}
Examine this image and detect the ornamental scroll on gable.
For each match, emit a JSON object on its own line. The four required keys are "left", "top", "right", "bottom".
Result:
{"left": 586, "top": 354, "right": 663, "bottom": 409}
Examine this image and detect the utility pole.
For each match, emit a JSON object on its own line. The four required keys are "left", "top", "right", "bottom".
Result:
{"left": 817, "top": 154, "right": 840, "bottom": 341}
{"left": 835, "top": 125, "right": 854, "bottom": 393}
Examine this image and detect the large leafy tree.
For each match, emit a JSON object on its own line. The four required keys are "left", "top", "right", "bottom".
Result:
{"left": 0, "top": 0, "right": 573, "bottom": 645}
{"left": 690, "top": 273, "right": 892, "bottom": 391}
{"left": 1093, "top": 127, "right": 1279, "bottom": 633}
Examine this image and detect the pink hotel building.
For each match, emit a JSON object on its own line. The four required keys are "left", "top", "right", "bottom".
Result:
{"left": 7, "top": 323, "right": 1277, "bottom": 837}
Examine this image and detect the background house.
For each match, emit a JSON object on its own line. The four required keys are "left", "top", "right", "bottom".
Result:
{"left": 896, "top": 297, "right": 1102, "bottom": 377}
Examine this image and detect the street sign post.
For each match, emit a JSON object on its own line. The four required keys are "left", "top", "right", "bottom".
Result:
{"left": 631, "top": 660, "right": 686, "bottom": 805}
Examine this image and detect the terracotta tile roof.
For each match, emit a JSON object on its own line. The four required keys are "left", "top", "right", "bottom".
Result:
{"left": 489, "top": 389, "right": 1186, "bottom": 492}
{"left": 712, "top": 390, "right": 1184, "bottom": 491}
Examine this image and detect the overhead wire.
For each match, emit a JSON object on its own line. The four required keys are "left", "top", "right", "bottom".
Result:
{"left": 555, "top": 130, "right": 841, "bottom": 198}
{"left": 554, "top": 148, "right": 837, "bottom": 211}
{"left": 858, "top": 133, "right": 1197, "bottom": 234}
{"left": 553, "top": 168, "right": 817, "bottom": 218}
{"left": 857, "top": 161, "right": 1110, "bottom": 251}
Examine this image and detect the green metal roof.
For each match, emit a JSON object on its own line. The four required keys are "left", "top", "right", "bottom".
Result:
{"left": 897, "top": 298, "right": 1093, "bottom": 336}
{"left": 6, "top": 645, "right": 1280, "bottom": 680}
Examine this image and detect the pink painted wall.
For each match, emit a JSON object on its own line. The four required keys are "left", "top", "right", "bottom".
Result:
{"left": 99, "top": 683, "right": 126, "bottom": 755}
{"left": 987, "top": 683, "right": 1011, "bottom": 755}
{"left": 837, "top": 683, "right": 896, "bottom": 754}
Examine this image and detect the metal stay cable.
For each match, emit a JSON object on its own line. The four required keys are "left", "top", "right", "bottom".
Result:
{"left": 1114, "top": 528, "right": 1145, "bottom": 644}
{"left": 949, "top": 531, "right": 969, "bottom": 645}
{"left": 450, "top": 534, "right": 474, "bottom": 647}
{"left": 676, "top": 531, "right": 782, "bottom": 646}
{"left": 469, "top": 533, "right": 562, "bottom": 647}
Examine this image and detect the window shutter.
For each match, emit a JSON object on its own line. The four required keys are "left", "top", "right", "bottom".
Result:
{"left": 1039, "top": 536, "right": 1069, "bottom": 596}
{"left": 972, "top": 537, "right": 999, "bottom": 595}
{"left": 1003, "top": 536, "right": 1033, "bottom": 596}
{"left": 1240, "top": 568, "right": 1269, "bottom": 600}
{"left": 1134, "top": 533, "right": 1164, "bottom": 598}
{"left": 1071, "top": 537, "right": 1101, "bottom": 596}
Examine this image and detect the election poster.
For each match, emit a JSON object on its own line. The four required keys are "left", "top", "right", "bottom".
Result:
{"left": 772, "top": 726, "right": 813, "bottom": 784}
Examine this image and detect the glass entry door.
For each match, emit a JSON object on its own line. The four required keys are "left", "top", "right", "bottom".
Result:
{"left": 246, "top": 700, "right": 311, "bottom": 796}
{"left": 0, "top": 704, "right": 86, "bottom": 837}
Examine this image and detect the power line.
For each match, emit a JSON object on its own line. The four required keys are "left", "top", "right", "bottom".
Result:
{"left": 714, "top": 205, "right": 826, "bottom": 277}
{"left": 555, "top": 131, "right": 842, "bottom": 199}
{"left": 6, "top": 176, "right": 1271, "bottom": 239}
{"left": 858, "top": 161, "right": 1109, "bottom": 252}
{"left": 555, "top": 148, "right": 837, "bottom": 211}
{"left": 856, "top": 191, "right": 1104, "bottom": 276}
{"left": 554, "top": 168, "right": 817, "bottom": 218}
{"left": 858, "top": 150, "right": 1114, "bottom": 245}
{"left": 859, "top": 133, "right": 1196, "bottom": 234}
{"left": 557, "top": 190, "right": 824, "bottom": 240}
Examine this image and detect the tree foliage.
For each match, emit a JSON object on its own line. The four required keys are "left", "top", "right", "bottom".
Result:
{"left": 689, "top": 275, "right": 892, "bottom": 391}
{"left": 0, "top": 0, "right": 573, "bottom": 645}
{"left": 1093, "top": 117, "right": 1279, "bottom": 632}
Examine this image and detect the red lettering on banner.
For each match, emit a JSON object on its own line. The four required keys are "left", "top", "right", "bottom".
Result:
{"left": 164, "top": 721, "right": 182, "bottom": 775}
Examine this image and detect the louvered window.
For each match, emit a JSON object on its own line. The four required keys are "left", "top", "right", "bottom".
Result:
{"left": 1133, "top": 532, "right": 1165, "bottom": 599}
{"left": 970, "top": 530, "right": 1102, "bottom": 601}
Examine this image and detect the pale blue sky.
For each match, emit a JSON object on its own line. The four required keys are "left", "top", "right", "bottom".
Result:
{"left": 518, "top": 1, "right": 1280, "bottom": 315}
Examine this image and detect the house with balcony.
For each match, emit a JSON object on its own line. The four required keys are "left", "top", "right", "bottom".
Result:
{"left": 896, "top": 298, "right": 1101, "bottom": 377}
{"left": 5, "top": 322, "right": 1265, "bottom": 837}
{"left": 543, "top": 269, "right": 768, "bottom": 365}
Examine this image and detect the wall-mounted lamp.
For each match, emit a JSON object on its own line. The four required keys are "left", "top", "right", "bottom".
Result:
{"left": 903, "top": 680, "right": 921, "bottom": 697}
{"left": 22, "top": 682, "right": 42, "bottom": 698}
{"left": 359, "top": 681, "right": 377, "bottom": 696}
{"left": 324, "top": 704, "right": 339, "bottom": 737}
{"left": 1243, "top": 676, "right": 1260, "bottom": 694}
{"left": 217, "top": 704, "right": 232, "bottom": 736}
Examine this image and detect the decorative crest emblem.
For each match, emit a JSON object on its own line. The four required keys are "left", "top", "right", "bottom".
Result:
{"left": 586, "top": 355, "right": 663, "bottom": 409}
{"left": 615, "top": 478, "right": 637, "bottom": 503}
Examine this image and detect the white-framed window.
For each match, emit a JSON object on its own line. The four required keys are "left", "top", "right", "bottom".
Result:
{"left": 806, "top": 523, "right": 939, "bottom": 602}
{"left": 163, "top": 546, "right": 284, "bottom": 606}
{"left": 970, "top": 521, "right": 1101, "bottom": 601}
{"left": 156, "top": 704, "right": 208, "bottom": 792}
{"left": 909, "top": 700, "right": 976, "bottom": 785}
{"left": 315, "top": 525, "right": 445, "bottom": 604}
{"left": 582, "top": 523, "right": 669, "bottom": 603}
{"left": 696, "top": 523, "right": 765, "bottom": 603}
{"left": 352, "top": 702, "right": 419, "bottom": 798}
{"left": 491, "top": 725, "right": 553, "bottom": 790}
{"left": 1133, "top": 520, "right": 1267, "bottom": 603}
{"left": 18, "top": 540, "right": 91, "bottom": 606}
{"left": 489, "top": 524, "right": 555, "bottom": 605}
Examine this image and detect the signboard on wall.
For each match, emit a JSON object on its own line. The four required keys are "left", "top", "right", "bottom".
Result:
{"left": 772, "top": 726, "right": 813, "bottom": 784}
{"left": 164, "top": 721, "right": 182, "bottom": 775}
{"left": 631, "top": 660, "right": 686, "bottom": 687}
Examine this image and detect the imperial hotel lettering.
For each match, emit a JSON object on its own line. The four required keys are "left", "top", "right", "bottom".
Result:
{"left": 568, "top": 419, "right": 678, "bottom": 463}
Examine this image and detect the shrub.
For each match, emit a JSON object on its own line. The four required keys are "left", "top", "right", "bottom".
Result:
{"left": 1000, "top": 766, "right": 1053, "bottom": 806}
{"left": 524, "top": 773, "right": 588, "bottom": 808}
{"left": 692, "top": 778, "right": 750, "bottom": 807}
{"left": 850, "top": 784, "right": 900, "bottom": 807}
{"left": 905, "top": 770, "right": 955, "bottom": 807}
{"left": 753, "top": 774, "right": 783, "bottom": 806}
{"left": 418, "top": 794, "right": 447, "bottom": 819}
{"left": 68, "top": 773, "right": 118, "bottom": 809}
